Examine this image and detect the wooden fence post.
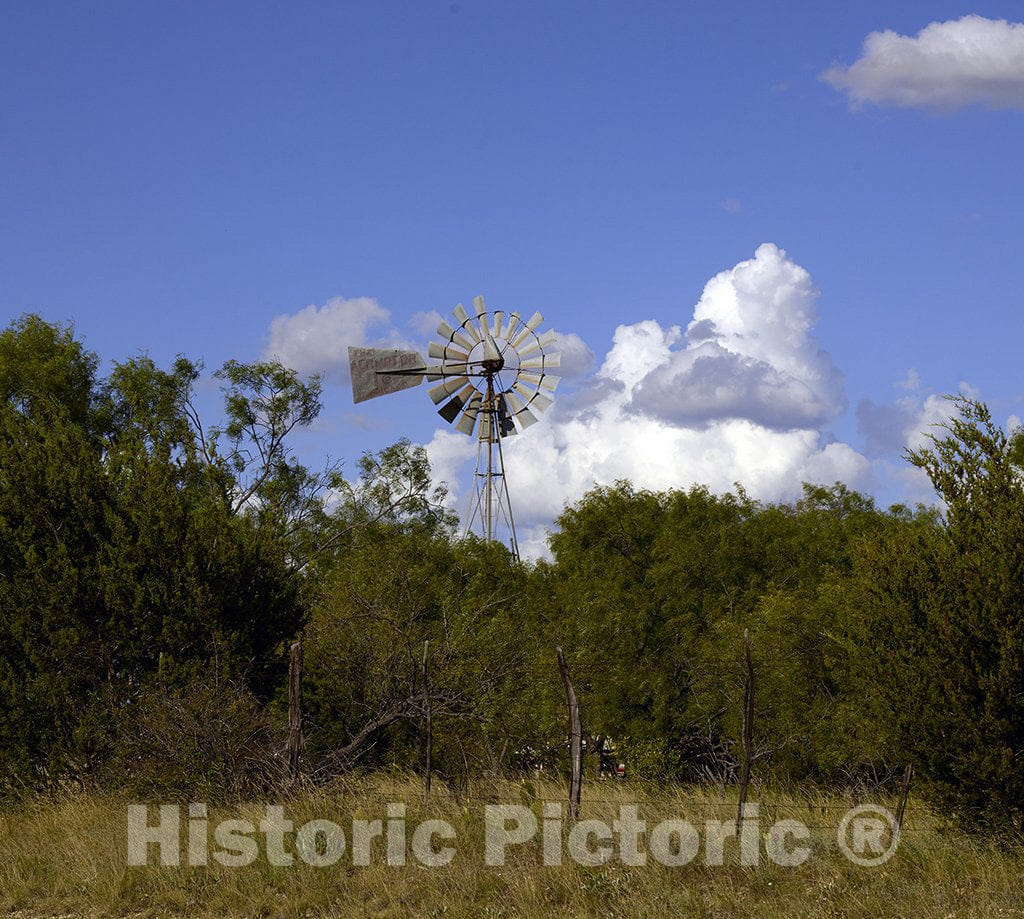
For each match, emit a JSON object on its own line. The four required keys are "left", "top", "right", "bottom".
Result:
{"left": 422, "top": 639, "right": 432, "bottom": 806}
{"left": 895, "top": 763, "right": 914, "bottom": 832}
{"left": 287, "top": 640, "right": 303, "bottom": 781}
{"left": 556, "top": 646, "right": 583, "bottom": 820}
{"left": 736, "top": 628, "right": 754, "bottom": 835}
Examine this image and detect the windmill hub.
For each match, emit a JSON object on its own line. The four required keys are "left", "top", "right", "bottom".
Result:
{"left": 482, "top": 355, "right": 505, "bottom": 374}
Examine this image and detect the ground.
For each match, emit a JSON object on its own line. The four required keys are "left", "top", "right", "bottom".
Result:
{"left": 2, "top": 775, "right": 1021, "bottom": 918}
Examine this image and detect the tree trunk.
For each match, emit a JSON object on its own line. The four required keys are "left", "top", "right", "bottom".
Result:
{"left": 317, "top": 696, "right": 420, "bottom": 776}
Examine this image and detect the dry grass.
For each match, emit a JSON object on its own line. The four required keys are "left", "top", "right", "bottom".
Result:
{"left": 1, "top": 774, "right": 1022, "bottom": 918}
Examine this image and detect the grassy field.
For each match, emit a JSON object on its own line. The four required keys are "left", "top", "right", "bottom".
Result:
{"left": 1, "top": 774, "right": 1022, "bottom": 918}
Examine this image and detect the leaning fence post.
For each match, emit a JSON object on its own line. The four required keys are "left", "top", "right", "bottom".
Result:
{"left": 895, "top": 763, "right": 914, "bottom": 832}
{"left": 736, "top": 628, "right": 754, "bottom": 835}
{"left": 556, "top": 646, "right": 583, "bottom": 820}
{"left": 287, "top": 640, "right": 303, "bottom": 781}
{"left": 422, "top": 639, "right": 433, "bottom": 806}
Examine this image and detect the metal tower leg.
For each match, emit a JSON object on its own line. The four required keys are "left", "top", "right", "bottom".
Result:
{"left": 462, "top": 375, "right": 520, "bottom": 560}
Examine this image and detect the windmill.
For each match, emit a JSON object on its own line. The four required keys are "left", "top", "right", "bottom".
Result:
{"left": 348, "top": 295, "right": 560, "bottom": 559}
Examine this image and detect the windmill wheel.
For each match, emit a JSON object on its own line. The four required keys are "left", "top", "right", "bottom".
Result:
{"left": 426, "top": 295, "right": 561, "bottom": 438}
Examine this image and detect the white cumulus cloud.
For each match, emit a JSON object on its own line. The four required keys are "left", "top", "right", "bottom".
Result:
{"left": 264, "top": 296, "right": 412, "bottom": 383}
{"left": 425, "top": 244, "right": 871, "bottom": 557}
{"left": 409, "top": 309, "right": 444, "bottom": 337}
{"left": 551, "top": 330, "right": 596, "bottom": 378}
{"left": 858, "top": 383, "right": 978, "bottom": 459}
{"left": 857, "top": 383, "right": 988, "bottom": 506}
{"left": 822, "top": 15, "right": 1024, "bottom": 111}
{"left": 629, "top": 243, "right": 846, "bottom": 430}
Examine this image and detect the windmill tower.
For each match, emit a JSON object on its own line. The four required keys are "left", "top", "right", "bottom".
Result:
{"left": 349, "top": 295, "right": 560, "bottom": 559}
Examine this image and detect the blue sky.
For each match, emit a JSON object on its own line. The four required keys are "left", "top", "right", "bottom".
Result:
{"left": 3, "top": 2, "right": 1023, "bottom": 551}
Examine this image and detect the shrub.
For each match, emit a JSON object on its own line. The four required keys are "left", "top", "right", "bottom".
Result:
{"left": 103, "top": 682, "right": 288, "bottom": 801}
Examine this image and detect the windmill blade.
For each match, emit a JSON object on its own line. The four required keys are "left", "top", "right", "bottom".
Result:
{"left": 349, "top": 347, "right": 427, "bottom": 403}
{"left": 516, "top": 334, "right": 554, "bottom": 359}
{"left": 453, "top": 303, "right": 481, "bottom": 343}
{"left": 512, "top": 325, "right": 557, "bottom": 358}
{"left": 530, "top": 391, "right": 554, "bottom": 412}
{"left": 509, "top": 328, "right": 529, "bottom": 349}
{"left": 512, "top": 381, "right": 553, "bottom": 411}
{"left": 482, "top": 335, "right": 501, "bottom": 362}
{"left": 504, "top": 389, "right": 540, "bottom": 429}
{"left": 427, "top": 375, "right": 470, "bottom": 404}
{"left": 515, "top": 405, "right": 539, "bottom": 430}
{"left": 437, "top": 383, "right": 476, "bottom": 423}
{"left": 436, "top": 321, "right": 475, "bottom": 352}
{"left": 516, "top": 339, "right": 542, "bottom": 360}
{"left": 454, "top": 393, "right": 483, "bottom": 436}
{"left": 505, "top": 389, "right": 527, "bottom": 413}
{"left": 512, "top": 380, "right": 536, "bottom": 401}
{"left": 536, "top": 328, "right": 558, "bottom": 348}
{"left": 428, "top": 341, "right": 468, "bottom": 362}
{"left": 503, "top": 312, "right": 521, "bottom": 342}
{"left": 518, "top": 370, "right": 561, "bottom": 391}
{"left": 519, "top": 352, "right": 560, "bottom": 370}
{"left": 510, "top": 311, "right": 544, "bottom": 349}
{"left": 491, "top": 310, "right": 503, "bottom": 339}
{"left": 473, "top": 295, "right": 498, "bottom": 355}
{"left": 472, "top": 294, "right": 501, "bottom": 362}
{"left": 496, "top": 393, "right": 517, "bottom": 437}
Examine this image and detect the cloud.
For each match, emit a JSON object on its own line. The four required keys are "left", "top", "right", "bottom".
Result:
{"left": 628, "top": 243, "right": 846, "bottom": 431}
{"left": 551, "top": 331, "right": 595, "bottom": 378}
{"left": 856, "top": 396, "right": 920, "bottom": 457}
{"left": 897, "top": 368, "right": 921, "bottom": 392}
{"left": 721, "top": 197, "right": 743, "bottom": 214}
{"left": 409, "top": 309, "right": 444, "bottom": 337}
{"left": 264, "top": 296, "right": 412, "bottom": 383}
{"left": 822, "top": 16, "right": 1024, "bottom": 111}
{"left": 856, "top": 384, "right": 981, "bottom": 506}
{"left": 857, "top": 388, "right": 961, "bottom": 457}
{"left": 905, "top": 388, "right": 976, "bottom": 454}
{"left": 265, "top": 297, "right": 594, "bottom": 399}
{"left": 425, "top": 244, "right": 870, "bottom": 557}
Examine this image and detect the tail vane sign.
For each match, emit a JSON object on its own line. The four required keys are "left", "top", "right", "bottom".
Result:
{"left": 348, "top": 347, "right": 426, "bottom": 404}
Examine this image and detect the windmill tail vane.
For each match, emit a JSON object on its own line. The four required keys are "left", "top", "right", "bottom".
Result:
{"left": 348, "top": 295, "right": 561, "bottom": 559}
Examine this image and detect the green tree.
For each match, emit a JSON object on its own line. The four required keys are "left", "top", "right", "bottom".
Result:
{"left": 0, "top": 401, "right": 110, "bottom": 782}
{"left": 0, "top": 318, "right": 310, "bottom": 789}
{"left": 545, "top": 479, "right": 907, "bottom": 782}
{"left": 302, "top": 523, "right": 543, "bottom": 780}
{"left": 839, "top": 397, "right": 1024, "bottom": 830}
